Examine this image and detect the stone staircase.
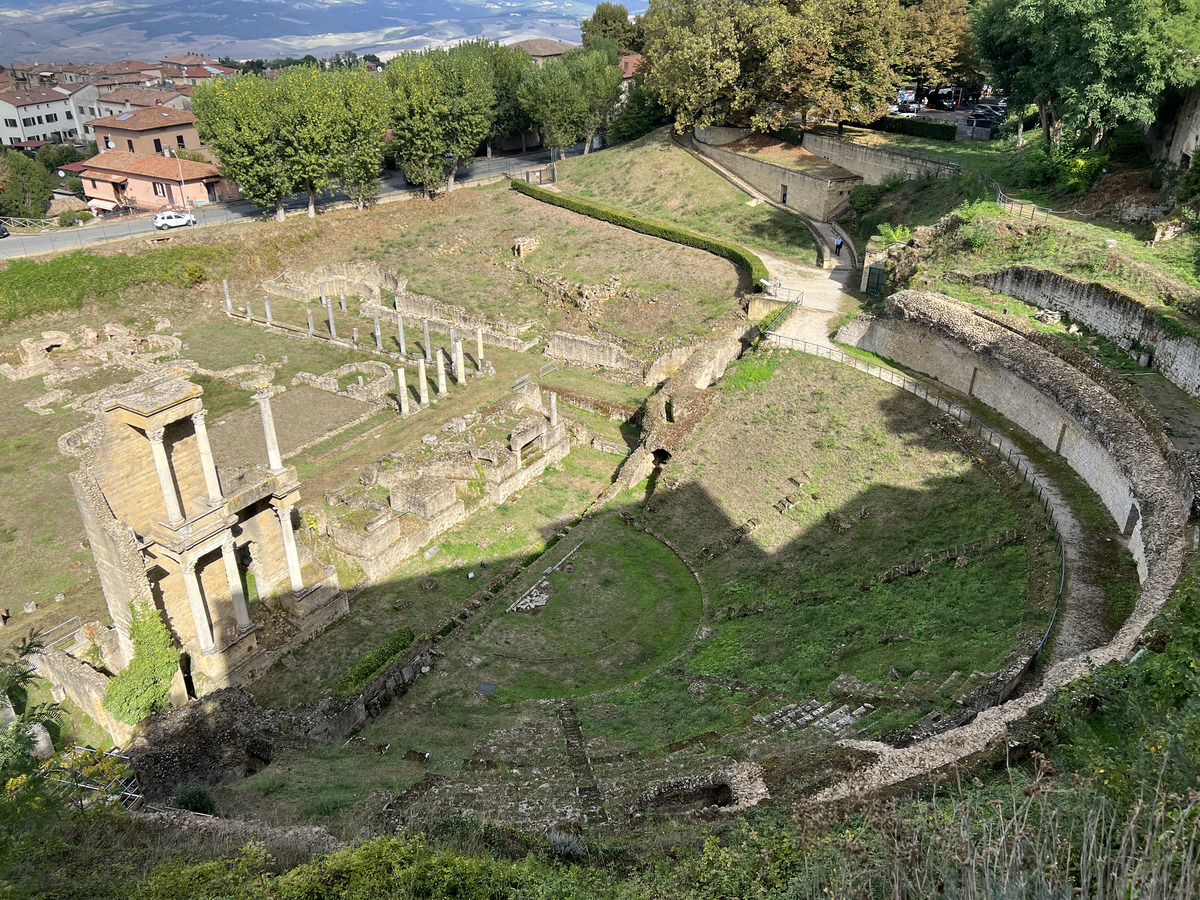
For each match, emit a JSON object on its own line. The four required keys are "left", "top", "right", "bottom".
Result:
{"left": 556, "top": 700, "right": 607, "bottom": 824}
{"left": 753, "top": 698, "right": 875, "bottom": 737}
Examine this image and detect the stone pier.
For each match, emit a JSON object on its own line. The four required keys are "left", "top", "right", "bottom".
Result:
{"left": 254, "top": 390, "right": 285, "bottom": 473}
{"left": 454, "top": 339, "right": 465, "bottom": 385}
{"left": 436, "top": 348, "right": 448, "bottom": 398}
{"left": 418, "top": 357, "right": 430, "bottom": 406}
{"left": 397, "top": 366, "right": 410, "bottom": 417}
{"left": 423, "top": 320, "right": 432, "bottom": 361}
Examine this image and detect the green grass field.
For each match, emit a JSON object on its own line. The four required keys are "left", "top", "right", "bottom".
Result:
{"left": 558, "top": 129, "right": 820, "bottom": 267}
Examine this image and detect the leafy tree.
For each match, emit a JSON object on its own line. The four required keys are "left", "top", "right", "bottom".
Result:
{"left": 35, "top": 143, "right": 83, "bottom": 172}
{"left": 194, "top": 74, "right": 294, "bottom": 220}
{"left": 901, "top": 0, "right": 973, "bottom": 102}
{"left": 519, "top": 58, "right": 586, "bottom": 174}
{"left": 0, "top": 150, "right": 53, "bottom": 218}
{"left": 490, "top": 44, "right": 538, "bottom": 154}
{"left": 442, "top": 42, "right": 497, "bottom": 191}
{"left": 582, "top": 2, "right": 638, "bottom": 54}
{"left": 334, "top": 67, "right": 389, "bottom": 209}
{"left": 611, "top": 80, "right": 668, "bottom": 141}
{"left": 563, "top": 48, "right": 623, "bottom": 153}
{"left": 275, "top": 67, "right": 347, "bottom": 217}
{"left": 815, "top": 0, "right": 904, "bottom": 132}
{"left": 642, "top": 0, "right": 832, "bottom": 131}
{"left": 387, "top": 51, "right": 454, "bottom": 196}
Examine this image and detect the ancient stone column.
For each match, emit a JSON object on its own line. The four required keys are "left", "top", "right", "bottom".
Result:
{"left": 339, "top": 289, "right": 346, "bottom": 311}
{"left": 246, "top": 301, "right": 252, "bottom": 318}
{"left": 550, "top": 392, "right": 558, "bottom": 427}
{"left": 417, "top": 357, "right": 429, "bottom": 406}
{"left": 182, "top": 556, "right": 215, "bottom": 652}
{"left": 327, "top": 302, "right": 337, "bottom": 338}
{"left": 319, "top": 281, "right": 327, "bottom": 307}
{"left": 221, "top": 539, "right": 252, "bottom": 631}
{"left": 274, "top": 505, "right": 305, "bottom": 594}
{"left": 454, "top": 339, "right": 465, "bottom": 385}
{"left": 263, "top": 297, "right": 272, "bottom": 323}
{"left": 397, "top": 315, "right": 407, "bottom": 355}
{"left": 307, "top": 310, "right": 315, "bottom": 335}
{"left": 352, "top": 327, "right": 359, "bottom": 345}
{"left": 254, "top": 390, "right": 285, "bottom": 474}
{"left": 449, "top": 323, "right": 456, "bottom": 348}
{"left": 476, "top": 326, "right": 484, "bottom": 368}
{"left": 223, "top": 280, "right": 232, "bottom": 310}
{"left": 423, "top": 320, "right": 432, "bottom": 361}
{"left": 397, "top": 365, "right": 410, "bottom": 417}
{"left": 147, "top": 427, "right": 185, "bottom": 526}
{"left": 191, "top": 411, "right": 224, "bottom": 504}
{"left": 435, "top": 348, "right": 448, "bottom": 398}
{"left": 374, "top": 318, "right": 383, "bottom": 351}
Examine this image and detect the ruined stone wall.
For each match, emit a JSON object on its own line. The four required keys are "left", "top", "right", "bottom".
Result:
{"left": 982, "top": 266, "right": 1200, "bottom": 398}
{"left": 1147, "top": 85, "right": 1200, "bottom": 168}
{"left": 692, "top": 138, "right": 860, "bottom": 221}
{"left": 262, "top": 262, "right": 403, "bottom": 304}
{"left": 32, "top": 649, "right": 132, "bottom": 745}
{"left": 361, "top": 642, "right": 437, "bottom": 717}
{"left": 801, "top": 133, "right": 959, "bottom": 185}
{"left": 545, "top": 331, "right": 643, "bottom": 373}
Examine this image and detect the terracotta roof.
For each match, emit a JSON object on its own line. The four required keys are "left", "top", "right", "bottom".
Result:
{"left": 111, "top": 60, "right": 157, "bottom": 71}
{"left": 89, "top": 106, "right": 196, "bottom": 131}
{"left": 619, "top": 54, "right": 645, "bottom": 78}
{"left": 98, "top": 86, "right": 185, "bottom": 108}
{"left": 84, "top": 150, "right": 219, "bottom": 181}
{"left": 181, "top": 64, "right": 236, "bottom": 77}
{"left": 510, "top": 38, "right": 578, "bottom": 58}
{"left": 0, "top": 86, "right": 79, "bottom": 107}
{"left": 161, "top": 52, "right": 220, "bottom": 66}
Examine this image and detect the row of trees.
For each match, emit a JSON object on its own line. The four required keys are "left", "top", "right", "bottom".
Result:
{"left": 636, "top": 0, "right": 975, "bottom": 133}
{"left": 194, "top": 41, "right": 625, "bottom": 218}
{"left": 973, "top": 0, "right": 1200, "bottom": 149}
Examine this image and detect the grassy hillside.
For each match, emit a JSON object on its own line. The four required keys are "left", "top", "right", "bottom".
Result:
{"left": 557, "top": 128, "right": 820, "bottom": 267}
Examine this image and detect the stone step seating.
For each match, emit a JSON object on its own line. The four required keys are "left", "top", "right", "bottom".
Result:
{"left": 752, "top": 698, "right": 875, "bottom": 737}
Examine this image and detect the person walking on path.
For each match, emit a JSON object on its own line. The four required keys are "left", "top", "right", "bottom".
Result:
{"left": 834, "top": 236, "right": 844, "bottom": 257}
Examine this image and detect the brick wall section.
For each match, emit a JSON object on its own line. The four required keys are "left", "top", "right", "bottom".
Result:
{"left": 982, "top": 265, "right": 1200, "bottom": 398}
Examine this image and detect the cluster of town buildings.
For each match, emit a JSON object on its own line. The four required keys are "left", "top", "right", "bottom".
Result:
{"left": 0, "top": 39, "right": 648, "bottom": 219}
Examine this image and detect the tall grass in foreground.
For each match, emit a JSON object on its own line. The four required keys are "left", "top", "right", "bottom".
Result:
{"left": 789, "top": 781, "right": 1200, "bottom": 899}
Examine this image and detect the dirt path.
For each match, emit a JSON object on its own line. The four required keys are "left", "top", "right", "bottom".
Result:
{"left": 755, "top": 248, "right": 856, "bottom": 349}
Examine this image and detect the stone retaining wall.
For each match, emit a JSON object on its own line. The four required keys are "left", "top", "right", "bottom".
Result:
{"left": 545, "top": 331, "right": 643, "bottom": 374}
{"left": 693, "top": 133, "right": 860, "bottom": 221}
{"left": 981, "top": 265, "right": 1200, "bottom": 398}
{"left": 32, "top": 648, "right": 132, "bottom": 745}
{"left": 801, "top": 132, "right": 960, "bottom": 185}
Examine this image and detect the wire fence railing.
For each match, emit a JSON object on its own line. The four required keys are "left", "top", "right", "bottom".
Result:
{"left": 763, "top": 332, "right": 1066, "bottom": 664}
{"left": 991, "top": 181, "right": 1056, "bottom": 222}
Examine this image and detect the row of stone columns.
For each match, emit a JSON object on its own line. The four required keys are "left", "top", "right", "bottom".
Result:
{"left": 393, "top": 337, "right": 477, "bottom": 418}
{"left": 147, "top": 411, "right": 225, "bottom": 528}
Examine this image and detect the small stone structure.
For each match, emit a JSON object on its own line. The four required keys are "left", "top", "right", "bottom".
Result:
{"left": 324, "top": 384, "right": 572, "bottom": 583}
{"left": 1, "top": 324, "right": 182, "bottom": 385}
{"left": 56, "top": 372, "right": 346, "bottom": 737}
{"left": 693, "top": 128, "right": 861, "bottom": 221}
{"left": 291, "top": 361, "right": 394, "bottom": 404}
{"left": 512, "top": 236, "right": 540, "bottom": 258}
{"left": 545, "top": 331, "right": 643, "bottom": 374}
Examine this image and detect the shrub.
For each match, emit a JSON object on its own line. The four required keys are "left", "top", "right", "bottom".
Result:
{"left": 610, "top": 83, "right": 667, "bottom": 142}
{"left": 103, "top": 603, "right": 178, "bottom": 725}
{"left": 849, "top": 184, "right": 884, "bottom": 217}
{"left": 511, "top": 180, "right": 769, "bottom": 290}
{"left": 768, "top": 126, "right": 804, "bottom": 146}
{"left": 880, "top": 171, "right": 908, "bottom": 192}
{"left": 860, "top": 116, "right": 957, "bottom": 142}
{"left": 1056, "top": 150, "right": 1108, "bottom": 196}
{"left": 877, "top": 223, "right": 912, "bottom": 244}
{"left": 56, "top": 210, "right": 80, "bottom": 227}
{"left": 1175, "top": 164, "right": 1200, "bottom": 203}
{"left": 184, "top": 262, "right": 207, "bottom": 285}
{"left": 171, "top": 782, "right": 216, "bottom": 814}
{"left": 331, "top": 627, "right": 415, "bottom": 699}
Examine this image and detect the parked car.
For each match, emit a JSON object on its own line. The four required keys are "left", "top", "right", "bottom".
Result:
{"left": 153, "top": 210, "right": 196, "bottom": 230}
{"left": 0, "top": 224, "right": 9, "bottom": 239}
{"left": 974, "top": 104, "right": 1005, "bottom": 118}
{"left": 965, "top": 115, "right": 996, "bottom": 128}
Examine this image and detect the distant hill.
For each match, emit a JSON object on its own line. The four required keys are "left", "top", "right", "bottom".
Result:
{"left": 0, "top": 0, "right": 639, "bottom": 64}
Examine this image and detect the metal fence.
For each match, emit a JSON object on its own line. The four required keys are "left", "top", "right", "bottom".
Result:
{"left": 993, "top": 182, "right": 1055, "bottom": 222}
{"left": 763, "top": 332, "right": 1066, "bottom": 661}
{"left": 37, "top": 615, "right": 82, "bottom": 650}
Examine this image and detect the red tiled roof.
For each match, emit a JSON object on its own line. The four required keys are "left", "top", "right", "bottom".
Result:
{"left": 98, "top": 86, "right": 185, "bottom": 108}
{"left": 619, "top": 54, "right": 645, "bottom": 78}
{"left": 181, "top": 64, "right": 236, "bottom": 77}
{"left": 83, "top": 149, "right": 219, "bottom": 181}
{"left": 88, "top": 106, "right": 196, "bottom": 131}
{"left": 0, "top": 86, "right": 78, "bottom": 107}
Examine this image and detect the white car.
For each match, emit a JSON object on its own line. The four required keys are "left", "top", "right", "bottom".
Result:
{"left": 153, "top": 210, "right": 196, "bottom": 230}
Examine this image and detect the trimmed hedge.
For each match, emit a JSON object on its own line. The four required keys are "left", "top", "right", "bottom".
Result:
{"left": 511, "top": 179, "right": 768, "bottom": 291}
{"left": 860, "top": 116, "right": 957, "bottom": 142}
{"left": 331, "top": 627, "right": 415, "bottom": 699}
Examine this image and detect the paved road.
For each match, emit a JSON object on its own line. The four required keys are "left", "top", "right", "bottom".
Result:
{"left": 0, "top": 146, "right": 559, "bottom": 260}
